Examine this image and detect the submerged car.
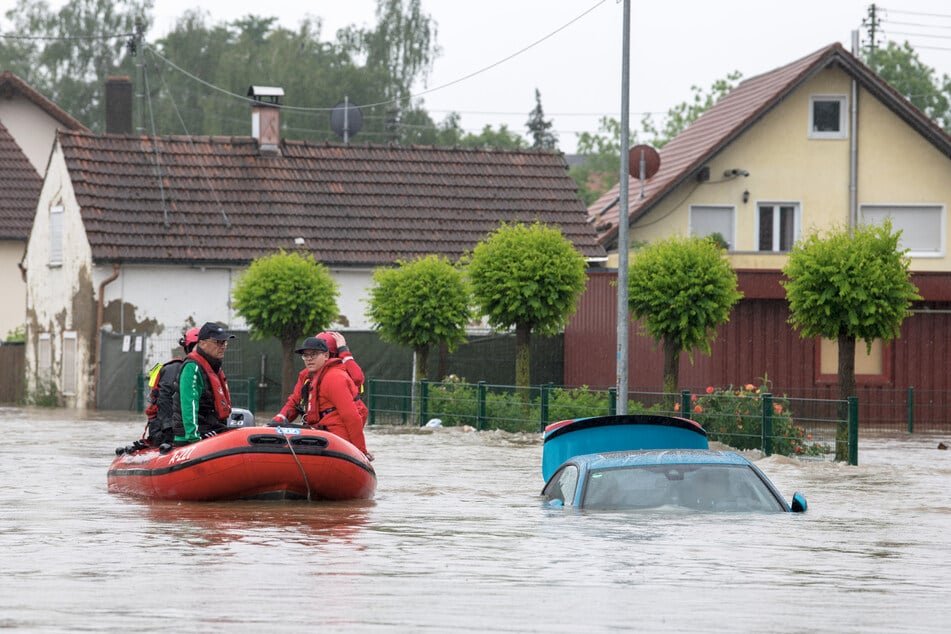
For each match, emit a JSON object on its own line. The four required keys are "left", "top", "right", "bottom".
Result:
{"left": 542, "top": 448, "right": 807, "bottom": 512}
{"left": 540, "top": 415, "right": 806, "bottom": 513}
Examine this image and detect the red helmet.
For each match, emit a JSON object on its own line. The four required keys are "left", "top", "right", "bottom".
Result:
{"left": 183, "top": 327, "right": 200, "bottom": 349}
{"left": 315, "top": 332, "right": 337, "bottom": 356}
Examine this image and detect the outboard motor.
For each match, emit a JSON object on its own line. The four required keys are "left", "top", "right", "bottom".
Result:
{"left": 228, "top": 407, "right": 255, "bottom": 428}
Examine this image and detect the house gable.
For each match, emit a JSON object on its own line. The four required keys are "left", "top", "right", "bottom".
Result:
{"left": 590, "top": 42, "right": 951, "bottom": 266}
{"left": 0, "top": 71, "right": 87, "bottom": 173}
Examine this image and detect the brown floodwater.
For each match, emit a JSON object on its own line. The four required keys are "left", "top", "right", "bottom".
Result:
{"left": 1, "top": 406, "right": 949, "bottom": 632}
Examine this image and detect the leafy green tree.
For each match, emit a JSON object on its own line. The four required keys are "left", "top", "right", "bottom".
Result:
{"left": 781, "top": 221, "right": 920, "bottom": 460}
{"left": 466, "top": 222, "right": 588, "bottom": 390}
{"left": 365, "top": 254, "right": 470, "bottom": 381}
{"left": 232, "top": 250, "right": 339, "bottom": 397}
{"left": 866, "top": 41, "right": 951, "bottom": 130}
{"left": 641, "top": 71, "right": 741, "bottom": 148}
{"left": 627, "top": 236, "right": 743, "bottom": 396}
{"left": 526, "top": 88, "right": 557, "bottom": 150}
{"left": 0, "top": 0, "right": 151, "bottom": 131}
{"left": 570, "top": 116, "right": 628, "bottom": 206}
{"left": 570, "top": 73, "right": 741, "bottom": 206}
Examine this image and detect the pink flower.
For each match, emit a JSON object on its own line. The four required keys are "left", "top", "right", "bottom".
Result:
{"left": 706, "top": 386, "right": 715, "bottom": 394}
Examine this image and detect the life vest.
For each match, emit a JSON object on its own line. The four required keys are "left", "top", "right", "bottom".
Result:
{"left": 298, "top": 358, "right": 344, "bottom": 424}
{"left": 144, "top": 358, "right": 185, "bottom": 445}
{"left": 185, "top": 349, "right": 232, "bottom": 421}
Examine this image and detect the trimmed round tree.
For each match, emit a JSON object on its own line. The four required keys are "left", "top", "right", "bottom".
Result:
{"left": 365, "top": 254, "right": 471, "bottom": 381}
{"left": 466, "top": 221, "right": 588, "bottom": 390}
{"left": 628, "top": 235, "right": 742, "bottom": 396}
{"left": 782, "top": 221, "right": 920, "bottom": 460}
{"left": 232, "top": 250, "right": 339, "bottom": 398}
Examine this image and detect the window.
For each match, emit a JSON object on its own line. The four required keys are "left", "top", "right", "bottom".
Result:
{"left": 757, "top": 203, "right": 800, "bottom": 252}
{"left": 809, "top": 95, "right": 847, "bottom": 139}
{"left": 49, "top": 205, "right": 64, "bottom": 266}
{"left": 62, "top": 331, "right": 77, "bottom": 396}
{"left": 817, "top": 338, "right": 891, "bottom": 384}
{"left": 860, "top": 204, "right": 945, "bottom": 257}
{"left": 690, "top": 205, "right": 735, "bottom": 250}
{"left": 542, "top": 465, "right": 578, "bottom": 505}
{"left": 37, "top": 333, "right": 52, "bottom": 380}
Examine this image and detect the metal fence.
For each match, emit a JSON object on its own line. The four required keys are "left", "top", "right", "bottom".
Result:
{"left": 364, "top": 379, "right": 861, "bottom": 465}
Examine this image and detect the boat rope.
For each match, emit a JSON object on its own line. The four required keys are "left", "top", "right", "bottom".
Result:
{"left": 281, "top": 431, "right": 311, "bottom": 502}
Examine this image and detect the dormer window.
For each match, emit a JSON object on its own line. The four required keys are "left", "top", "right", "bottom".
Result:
{"left": 809, "top": 95, "right": 847, "bottom": 139}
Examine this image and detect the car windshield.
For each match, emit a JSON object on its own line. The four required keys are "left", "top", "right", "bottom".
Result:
{"left": 581, "top": 463, "right": 785, "bottom": 512}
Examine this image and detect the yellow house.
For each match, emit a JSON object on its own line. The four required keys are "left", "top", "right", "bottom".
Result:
{"left": 570, "top": 43, "right": 951, "bottom": 417}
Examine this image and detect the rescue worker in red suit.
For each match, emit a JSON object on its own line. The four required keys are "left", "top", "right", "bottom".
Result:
{"left": 315, "top": 331, "right": 369, "bottom": 426}
{"left": 271, "top": 337, "right": 372, "bottom": 460}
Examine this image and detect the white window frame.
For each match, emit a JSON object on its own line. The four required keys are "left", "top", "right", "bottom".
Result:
{"left": 756, "top": 202, "right": 801, "bottom": 253}
{"left": 37, "top": 333, "right": 52, "bottom": 380}
{"left": 689, "top": 205, "right": 736, "bottom": 251}
{"left": 49, "top": 205, "right": 64, "bottom": 267}
{"left": 860, "top": 204, "right": 945, "bottom": 257}
{"left": 809, "top": 95, "right": 848, "bottom": 139}
{"left": 62, "top": 331, "right": 78, "bottom": 396}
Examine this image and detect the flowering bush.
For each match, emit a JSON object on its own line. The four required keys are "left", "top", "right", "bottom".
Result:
{"left": 691, "top": 382, "right": 829, "bottom": 456}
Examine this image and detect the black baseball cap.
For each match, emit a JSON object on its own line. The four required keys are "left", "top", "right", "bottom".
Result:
{"left": 198, "top": 322, "right": 236, "bottom": 341}
{"left": 294, "top": 337, "right": 329, "bottom": 354}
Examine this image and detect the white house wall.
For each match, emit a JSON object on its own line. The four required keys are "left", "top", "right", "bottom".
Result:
{"left": 96, "top": 263, "right": 378, "bottom": 376}
{"left": 23, "top": 142, "right": 95, "bottom": 409}
{"left": 0, "top": 95, "right": 61, "bottom": 174}
{"left": 0, "top": 242, "right": 25, "bottom": 339}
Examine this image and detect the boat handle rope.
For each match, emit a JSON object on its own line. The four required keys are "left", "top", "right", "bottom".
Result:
{"left": 278, "top": 430, "right": 311, "bottom": 502}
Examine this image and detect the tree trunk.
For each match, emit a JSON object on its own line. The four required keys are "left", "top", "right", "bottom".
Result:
{"left": 662, "top": 337, "right": 680, "bottom": 411}
{"left": 836, "top": 333, "right": 856, "bottom": 462}
{"left": 415, "top": 345, "right": 430, "bottom": 381}
{"left": 280, "top": 337, "right": 298, "bottom": 401}
{"left": 515, "top": 324, "right": 531, "bottom": 390}
{"left": 515, "top": 324, "right": 532, "bottom": 416}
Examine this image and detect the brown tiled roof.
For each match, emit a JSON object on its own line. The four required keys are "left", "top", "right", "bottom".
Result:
{"left": 590, "top": 42, "right": 951, "bottom": 249}
{"left": 0, "top": 121, "right": 42, "bottom": 240}
{"left": 57, "top": 130, "right": 605, "bottom": 265}
{"left": 0, "top": 71, "right": 88, "bottom": 132}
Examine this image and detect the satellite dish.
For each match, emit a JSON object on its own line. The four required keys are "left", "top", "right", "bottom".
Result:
{"left": 628, "top": 144, "right": 661, "bottom": 179}
{"left": 330, "top": 99, "right": 363, "bottom": 142}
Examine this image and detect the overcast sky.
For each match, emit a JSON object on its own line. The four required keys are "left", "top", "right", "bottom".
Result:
{"left": 62, "top": 1, "right": 951, "bottom": 152}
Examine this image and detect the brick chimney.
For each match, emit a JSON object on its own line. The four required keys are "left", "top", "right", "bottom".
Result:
{"left": 247, "top": 85, "right": 284, "bottom": 156}
{"left": 105, "top": 76, "right": 133, "bottom": 134}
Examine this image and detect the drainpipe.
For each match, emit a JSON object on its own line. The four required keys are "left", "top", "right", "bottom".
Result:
{"left": 850, "top": 31, "right": 860, "bottom": 231}
{"left": 95, "top": 263, "right": 121, "bottom": 408}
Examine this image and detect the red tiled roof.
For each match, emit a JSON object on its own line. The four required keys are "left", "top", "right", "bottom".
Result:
{"left": 0, "top": 121, "right": 42, "bottom": 240}
{"left": 589, "top": 43, "right": 951, "bottom": 249}
{"left": 58, "top": 130, "right": 606, "bottom": 265}
{"left": 0, "top": 71, "right": 88, "bottom": 132}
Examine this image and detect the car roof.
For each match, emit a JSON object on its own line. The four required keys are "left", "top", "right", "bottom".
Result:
{"left": 574, "top": 449, "right": 754, "bottom": 470}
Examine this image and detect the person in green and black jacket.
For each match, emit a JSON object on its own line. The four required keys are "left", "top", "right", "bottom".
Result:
{"left": 172, "top": 322, "right": 234, "bottom": 445}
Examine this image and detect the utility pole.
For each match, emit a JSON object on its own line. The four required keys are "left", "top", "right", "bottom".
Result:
{"left": 862, "top": 4, "right": 881, "bottom": 63}
{"left": 130, "top": 16, "right": 145, "bottom": 135}
{"left": 616, "top": 0, "right": 631, "bottom": 414}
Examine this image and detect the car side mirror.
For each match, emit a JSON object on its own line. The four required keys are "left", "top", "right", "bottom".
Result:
{"left": 790, "top": 492, "right": 807, "bottom": 513}
{"left": 548, "top": 499, "right": 564, "bottom": 508}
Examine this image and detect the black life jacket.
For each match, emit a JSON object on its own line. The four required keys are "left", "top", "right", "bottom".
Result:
{"left": 145, "top": 359, "right": 185, "bottom": 446}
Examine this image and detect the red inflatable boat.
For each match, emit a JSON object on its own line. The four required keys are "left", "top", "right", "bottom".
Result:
{"left": 107, "top": 425, "right": 376, "bottom": 502}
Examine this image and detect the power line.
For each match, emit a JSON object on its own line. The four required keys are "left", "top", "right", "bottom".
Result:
{"left": 145, "top": 0, "right": 609, "bottom": 116}
{"left": 0, "top": 31, "right": 134, "bottom": 41}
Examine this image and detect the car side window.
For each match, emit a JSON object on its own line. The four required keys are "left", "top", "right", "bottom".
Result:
{"left": 543, "top": 465, "right": 579, "bottom": 505}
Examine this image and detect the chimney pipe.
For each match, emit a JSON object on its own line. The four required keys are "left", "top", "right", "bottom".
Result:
{"left": 105, "top": 76, "right": 133, "bottom": 134}
{"left": 247, "top": 85, "right": 284, "bottom": 156}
